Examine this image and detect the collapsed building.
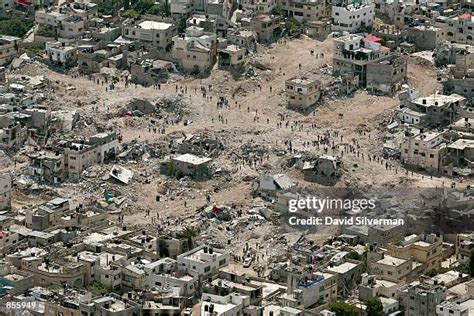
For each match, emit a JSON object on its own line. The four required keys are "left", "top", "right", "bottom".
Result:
{"left": 302, "top": 155, "right": 343, "bottom": 185}
{"left": 28, "top": 132, "right": 119, "bottom": 182}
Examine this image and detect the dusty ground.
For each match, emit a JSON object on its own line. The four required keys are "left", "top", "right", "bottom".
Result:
{"left": 7, "top": 35, "right": 461, "bottom": 275}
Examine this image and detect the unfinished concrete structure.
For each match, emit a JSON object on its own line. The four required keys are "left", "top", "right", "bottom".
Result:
{"left": 406, "top": 25, "right": 445, "bottom": 51}
{"left": 332, "top": 2, "right": 375, "bottom": 33}
{"left": 0, "top": 173, "right": 10, "bottom": 211}
{"left": 397, "top": 93, "right": 466, "bottom": 128}
{"left": 446, "top": 13, "right": 474, "bottom": 46}
{"left": 28, "top": 151, "right": 65, "bottom": 184}
{"left": 122, "top": 19, "right": 176, "bottom": 50}
{"left": 130, "top": 59, "right": 174, "bottom": 86}
{"left": 0, "top": 36, "right": 20, "bottom": 66}
{"left": 333, "top": 34, "right": 391, "bottom": 88}
{"left": 400, "top": 131, "right": 447, "bottom": 173}
{"left": 249, "top": 15, "right": 282, "bottom": 44}
{"left": 366, "top": 55, "right": 407, "bottom": 95}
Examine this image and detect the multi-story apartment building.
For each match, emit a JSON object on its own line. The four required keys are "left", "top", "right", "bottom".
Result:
{"left": 333, "top": 34, "right": 390, "bottom": 87}
{"left": 279, "top": 0, "right": 330, "bottom": 22}
{"left": 407, "top": 25, "right": 446, "bottom": 51}
{"left": 63, "top": 132, "right": 118, "bottom": 180}
{"left": 400, "top": 131, "right": 447, "bottom": 173}
{"left": 63, "top": 142, "right": 100, "bottom": 180}
{"left": 283, "top": 270, "right": 338, "bottom": 308}
{"left": 366, "top": 53, "right": 407, "bottom": 95}
{"left": 45, "top": 42, "right": 77, "bottom": 67}
{"left": 398, "top": 281, "right": 446, "bottom": 316}
{"left": 28, "top": 151, "right": 65, "bottom": 184}
{"left": 332, "top": 2, "right": 375, "bottom": 33}
{"left": 123, "top": 19, "right": 175, "bottom": 51}
{"left": 177, "top": 245, "right": 229, "bottom": 278}
{"left": 436, "top": 301, "right": 469, "bottom": 316}
{"left": 35, "top": 9, "right": 85, "bottom": 39}
{"left": 371, "top": 254, "right": 413, "bottom": 283}
{"left": 387, "top": 233, "right": 443, "bottom": 273}
{"left": 172, "top": 26, "right": 217, "bottom": 72}
{"left": 456, "top": 233, "right": 474, "bottom": 264}
{"left": 250, "top": 14, "right": 282, "bottom": 43}
{"left": 446, "top": 13, "right": 474, "bottom": 45}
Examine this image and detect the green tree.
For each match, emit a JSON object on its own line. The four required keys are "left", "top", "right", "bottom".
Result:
{"left": 177, "top": 17, "right": 187, "bottom": 35}
{"left": 330, "top": 301, "right": 359, "bottom": 316}
{"left": 0, "top": 17, "right": 33, "bottom": 37}
{"left": 270, "top": 5, "right": 284, "bottom": 16}
{"left": 132, "top": 0, "right": 155, "bottom": 14}
{"left": 158, "top": 239, "right": 170, "bottom": 257}
{"left": 180, "top": 227, "right": 197, "bottom": 250}
{"left": 123, "top": 9, "right": 140, "bottom": 19}
{"left": 87, "top": 281, "right": 111, "bottom": 296}
{"left": 365, "top": 297, "right": 383, "bottom": 316}
{"left": 285, "top": 18, "right": 302, "bottom": 35}
{"left": 36, "top": 25, "right": 57, "bottom": 38}
{"left": 346, "top": 251, "right": 361, "bottom": 261}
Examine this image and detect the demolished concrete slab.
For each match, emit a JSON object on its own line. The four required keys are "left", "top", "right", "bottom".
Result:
{"left": 109, "top": 165, "right": 134, "bottom": 184}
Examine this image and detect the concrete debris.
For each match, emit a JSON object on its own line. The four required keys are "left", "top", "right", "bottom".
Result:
{"left": 109, "top": 165, "right": 134, "bottom": 184}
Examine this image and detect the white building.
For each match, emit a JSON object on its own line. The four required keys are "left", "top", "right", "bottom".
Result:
{"left": 332, "top": 2, "right": 374, "bottom": 33}
{"left": 436, "top": 301, "right": 469, "bottom": 316}
{"left": 46, "top": 42, "right": 77, "bottom": 66}
{"left": 177, "top": 245, "right": 228, "bottom": 277}
{"left": 123, "top": 20, "right": 176, "bottom": 50}
{"left": 201, "top": 292, "right": 250, "bottom": 316}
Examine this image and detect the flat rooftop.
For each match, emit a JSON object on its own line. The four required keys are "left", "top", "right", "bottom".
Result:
{"left": 139, "top": 21, "right": 173, "bottom": 30}
{"left": 448, "top": 139, "right": 474, "bottom": 150}
{"left": 413, "top": 94, "right": 464, "bottom": 107}
{"left": 377, "top": 255, "right": 407, "bottom": 266}
{"left": 173, "top": 154, "right": 212, "bottom": 165}
{"left": 326, "top": 262, "right": 358, "bottom": 274}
